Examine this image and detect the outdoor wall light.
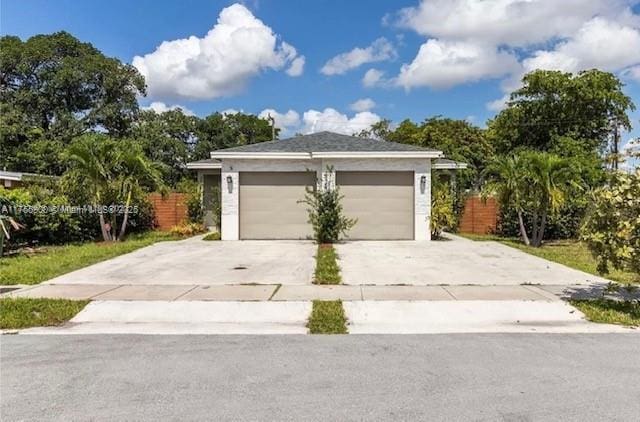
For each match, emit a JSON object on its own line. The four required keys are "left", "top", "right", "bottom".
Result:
{"left": 226, "top": 175, "right": 233, "bottom": 193}
{"left": 420, "top": 175, "right": 427, "bottom": 193}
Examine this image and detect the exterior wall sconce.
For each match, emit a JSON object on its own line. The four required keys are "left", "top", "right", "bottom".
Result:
{"left": 420, "top": 175, "right": 427, "bottom": 193}
{"left": 226, "top": 175, "right": 233, "bottom": 193}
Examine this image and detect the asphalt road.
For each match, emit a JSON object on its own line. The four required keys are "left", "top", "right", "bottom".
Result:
{"left": 2, "top": 334, "right": 639, "bottom": 421}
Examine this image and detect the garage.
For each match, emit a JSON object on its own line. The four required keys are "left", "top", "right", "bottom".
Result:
{"left": 239, "top": 171, "right": 316, "bottom": 239}
{"left": 337, "top": 171, "right": 414, "bottom": 240}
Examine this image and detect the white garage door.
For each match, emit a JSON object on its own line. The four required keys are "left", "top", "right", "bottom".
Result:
{"left": 337, "top": 171, "right": 414, "bottom": 240}
{"left": 239, "top": 172, "right": 316, "bottom": 239}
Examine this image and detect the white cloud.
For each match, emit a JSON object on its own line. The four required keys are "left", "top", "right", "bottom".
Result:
{"left": 387, "top": 0, "right": 640, "bottom": 105}
{"left": 394, "top": 0, "right": 620, "bottom": 47}
{"left": 258, "top": 108, "right": 300, "bottom": 135}
{"left": 321, "top": 38, "right": 396, "bottom": 75}
{"left": 132, "top": 3, "right": 303, "bottom": 100}
{"left": 349, "top": 98, "right": 376, "bottom": 112}
{"left": 255, "top": 107, "right": 381, "bottom": 136}
{"left": 142, "top": 101, "right": 195, "bottom": 116}
{"left": 362, "top": 68, "right": 385, "bottom": 87}
{"left": 302, "top": 108, "right": 381, "bottom": 135}
{"left": 397, "top": 40, "right": 520, "bottom": 90}
{"left": 286, "top": 56, "right": 305, "bottom": 77}
{"left": 622, "top": 65, "right": 640, "bottom": 82}
{"left": 220, "top": 108, "right": 242, "bottom": 115}
{"left": 522, "top": 18, "right": 640, "bottom": 74}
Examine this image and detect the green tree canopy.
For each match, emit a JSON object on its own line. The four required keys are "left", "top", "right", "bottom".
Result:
{"left": 0, "top": 31, "right": 146, "bottom": 173}
{"left": 193, "top": 112, "right": 277, "bottom": 160}
{"left": 487, "top": 69, "right": 635, "bottom": 156}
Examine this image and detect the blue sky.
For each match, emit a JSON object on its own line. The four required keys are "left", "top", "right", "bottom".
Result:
{"left": 2, "top": 0, "right": 640, "bottom": 167}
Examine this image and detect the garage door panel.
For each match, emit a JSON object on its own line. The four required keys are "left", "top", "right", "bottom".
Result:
{"left": 240, "top": 172, "right": 315, "bottom": 239}
{"left": 337, "top": 171, "right": 414, "bottom": 240}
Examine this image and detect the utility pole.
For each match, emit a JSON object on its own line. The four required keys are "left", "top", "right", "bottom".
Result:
{"left": 267, "top": 113, "right": 275, "bottom": 140}
{"left": 612, "top": 118, "right": 620, "bottom": 171}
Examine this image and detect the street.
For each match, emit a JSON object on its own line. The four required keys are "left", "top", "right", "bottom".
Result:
{"left": 2, "top": 334, "right": 639, "bottom": 421}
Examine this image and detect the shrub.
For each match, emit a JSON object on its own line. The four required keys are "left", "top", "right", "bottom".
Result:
{"left": 431, "top": 183, "right": 456, "bottom": 239}
{"left": 169, "top": 222, "right": 206, "bottom": 237}
{"left": 299, "top": 171, "right": 356, "bottom": 243}
{"left": 581, "top": 170, "right": 640, "bottom": 278}
{"left": 177, "top": 179, "right": 203, "bottom": 224}
{"left": 202, "top": 231, "right": 221, "bottom": 241}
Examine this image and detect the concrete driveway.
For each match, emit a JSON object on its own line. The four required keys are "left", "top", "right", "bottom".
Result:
{"left": 335, "top": 236, "right": 611, "bottom": 286}
{"left": 46, "top": 237, "right": 315, "bottom": 285}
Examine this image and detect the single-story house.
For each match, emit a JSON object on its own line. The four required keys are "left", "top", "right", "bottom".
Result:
{"left": 187, "top": 131, "right": 465, "bottom": 241}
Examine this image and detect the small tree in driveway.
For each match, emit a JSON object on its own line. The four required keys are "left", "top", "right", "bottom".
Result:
{"left": 299, "top": 168, "right": 356, "bottom": 243}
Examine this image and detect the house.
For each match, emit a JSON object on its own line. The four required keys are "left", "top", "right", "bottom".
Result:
{"left": 0, "top": 170, "right": 57, "bottom": 189}
{"left": 187, "top": 131, "right": 466, "bottom": 241}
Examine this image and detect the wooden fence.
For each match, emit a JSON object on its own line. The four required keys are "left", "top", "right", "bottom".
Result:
{"left": 459, "top": 195, "right": 498, "bottom": 235}
{"left": 148, "top": 193, "right": 188, "bottom": 230}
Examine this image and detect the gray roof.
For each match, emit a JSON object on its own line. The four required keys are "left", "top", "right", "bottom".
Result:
{"left": 213, "top": 131, "right": 440, "bottom": 153}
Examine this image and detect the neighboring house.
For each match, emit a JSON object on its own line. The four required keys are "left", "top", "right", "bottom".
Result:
{"left": 0, "top": 170, "right": 57, "bottom": 189}
{"left": 187, "top": 131, "right": 465, "bottom": 241}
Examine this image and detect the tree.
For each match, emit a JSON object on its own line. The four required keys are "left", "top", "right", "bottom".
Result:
{"left": 132, "top": 109, "right": 198, "bottom": 186}
{"left": 65, "top": 134, "right": 163, "bottom": 241}
{"left": 484, "top": 151, "right": 580, "bottom": 247}
{"left": 487, "top": 70, "right": 635, "bottom": 157}
{"left": 582, "top": 170, "right": 640, "bottom": 279}
{"left": 0, "top": 32, "right": 146, "bottom": 173}
{"left": 193, "top": 112, "right": 277, "bottom": 161}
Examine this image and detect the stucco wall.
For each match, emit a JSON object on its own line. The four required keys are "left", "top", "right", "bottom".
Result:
{"left": 220, "top": 158, "right": 432, "bottom": 240}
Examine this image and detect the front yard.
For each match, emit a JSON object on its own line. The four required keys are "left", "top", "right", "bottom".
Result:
{"left": 0, "top": 298, "right": 89, "bottom": 329}
{"left": 0, "top": 231, "right": 185, "bottom": 285}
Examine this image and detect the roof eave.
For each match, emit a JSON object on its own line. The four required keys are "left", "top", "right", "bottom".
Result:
{"left": 186, "top": 162, "right": 222, "bottom": 170}
{"left": 433, "top": 162, "right": 469, "bottom": 170}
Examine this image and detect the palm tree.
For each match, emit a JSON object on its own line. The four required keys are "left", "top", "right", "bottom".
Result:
{"left": 483, "top": 154, "right": 531, "bottom": 245}
{"left": 67, "top": 134, "right": 164, "bottom": 241}
{"left": 484, "top": 151, "right": 580, "bottom": 247}
{"left": 523, "top": 151, "right": 577, "bottom": 246}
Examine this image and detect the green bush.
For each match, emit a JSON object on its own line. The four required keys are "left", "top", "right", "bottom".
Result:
{"left": 581, "top": 170, "right": 640, "bottom": 278}
{"left": 202, "top": 231, "right": 221, "bottom": 241}
{"left": 431, "top": 180, "right": 456, "bottom": 239}
{"left": 177, "top": 178, "right": 203, "bottom": 224}
{"left": 299, "top": 172, "right": 356, "bottom": 243}
{"left": 0, "top": 182, "right": 155, "bottom": 252}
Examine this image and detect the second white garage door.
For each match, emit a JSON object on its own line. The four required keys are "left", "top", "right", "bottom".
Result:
{"left": 240, "top": 172, "right": 316, "bottom": 239}
{"left": 337, "top": 171, "right": 414, "bottom": 240}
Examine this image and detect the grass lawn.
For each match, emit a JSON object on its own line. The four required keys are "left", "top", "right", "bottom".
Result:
{"left": 0, "top": 231, "right": 184, "bottom": 285}
{"left": 307, "top": 300, "right": 348, "bottom": 334}
{"left": 458, "top": 233, "right": 638, "bottom": 285}
{"left": 571, "top": 299, "right": 640, "bottom": 327}
{"left": 314, "top": 244, "right": 341, "bottom": 285}
{"left": 202, "top": 232, "right": 221, "bottom": 241}
{"left": 0, "top": 297, "right": 90, "bottom": 329}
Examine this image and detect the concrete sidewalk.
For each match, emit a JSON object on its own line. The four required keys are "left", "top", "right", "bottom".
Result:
{"left": 344, "top": 301, "right": 634, "bottom": 334}
{"left": 22, "top": 301, "right": 313, "bottom": 335}
{"left": 1, "top": 283, "right": 616, "bottom": 301}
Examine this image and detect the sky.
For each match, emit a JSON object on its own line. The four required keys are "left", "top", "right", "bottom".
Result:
{"left": 2, "top": 0, "right": 640, "bottom": 168}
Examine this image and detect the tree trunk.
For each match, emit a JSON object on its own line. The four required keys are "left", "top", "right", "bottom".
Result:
{"left": 532, "top": 212, "right": 547, "bottom": 248}
{"left": 98, "top": 212, "right": 111, "bottom": 241}
{"left": 118, "top": 189, "right": 132, "bottom": 241}
{"left": 517, "top": 210, "right": 530, "bottom": 246}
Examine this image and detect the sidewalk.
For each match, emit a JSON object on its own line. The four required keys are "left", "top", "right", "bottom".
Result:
{"left": 0, "top": 283, "right": 611, "bottom": 301}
